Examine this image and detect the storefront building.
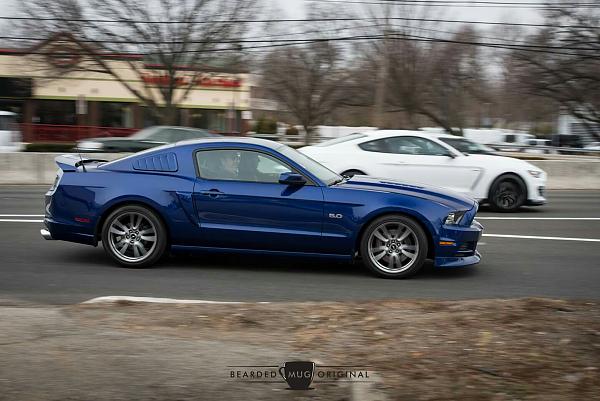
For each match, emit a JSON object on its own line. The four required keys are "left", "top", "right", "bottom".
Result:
{"left": 0, "top": 35, "right": 250, "bottom": 141}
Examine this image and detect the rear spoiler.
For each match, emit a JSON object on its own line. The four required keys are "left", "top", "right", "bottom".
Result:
{"left": 55, "top": 154, "right": 108, "bottom": 172}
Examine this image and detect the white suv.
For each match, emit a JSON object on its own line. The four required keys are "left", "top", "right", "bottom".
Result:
{"left": 0, "top": 111, "right": 22, "bottom": 152}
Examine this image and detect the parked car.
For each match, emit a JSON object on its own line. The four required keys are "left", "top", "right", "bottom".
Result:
{"left": 584, "top": 142, "right": 600, "bottom": 151}
{"left": 41, "top": 137, "right": 483, "bottom": 279}
{"left": 524, "top": 139, "right": 554, "bottom": 154}
{"left": 76, "top": 126, "right": 218, "bottom": 152}
{"left": 300, "top": 130, "right": 547, "bottom": 212}
{"left": 0, "top": 111, "right": 23, "bottom": 151}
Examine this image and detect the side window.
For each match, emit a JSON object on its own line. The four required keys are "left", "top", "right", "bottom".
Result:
{"left": 168, "top": 129, "right": 191, "bottom": 142}
{"left": 196, "top": 149, "right": 293, "bottom": 183}
{"left": 358, "top": 139, "right": 388, "bottom": 153}
{"left": 384, "top": 136, "right": 450, "bottom": 156}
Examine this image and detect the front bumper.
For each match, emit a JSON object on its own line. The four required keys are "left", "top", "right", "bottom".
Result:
{"left": 434, "top": 219, "right": 483, "bottom": 268}
{"left": 40, "top": 228, "right": 53, "bottom": 240}
{"left": 524, "top": 172, "right": 547, "bottom": 206}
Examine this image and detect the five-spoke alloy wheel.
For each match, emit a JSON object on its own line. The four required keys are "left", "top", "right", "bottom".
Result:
{"left": 360, "top": 215, "right": 428, "bottom": 278}
{"left": 102, "top": 205, "right": 167, "bottom": 268}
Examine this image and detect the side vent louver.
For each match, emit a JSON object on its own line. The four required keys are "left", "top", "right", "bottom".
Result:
{"left": 133, "top": 152, "right": 178, "bottom": 172}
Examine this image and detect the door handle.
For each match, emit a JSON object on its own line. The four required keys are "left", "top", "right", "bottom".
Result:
{"left": 199, "top": 189, "right": 224, "bottom": 198}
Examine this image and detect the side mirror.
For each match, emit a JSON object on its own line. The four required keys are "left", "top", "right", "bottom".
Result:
{"left": 279, "top": 172, "right": 307, "bottom": 186}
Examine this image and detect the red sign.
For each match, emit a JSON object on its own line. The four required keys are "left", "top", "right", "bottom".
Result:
{"left": 141, "top": 74, "right": 241, "bottom": 88}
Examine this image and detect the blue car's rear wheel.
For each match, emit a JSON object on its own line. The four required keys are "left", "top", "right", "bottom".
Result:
{"left": 360, "top": 215, "right": 428, "bottom": 278}
{"left": 101, "top": 205, "right": 167, "bottom": 268}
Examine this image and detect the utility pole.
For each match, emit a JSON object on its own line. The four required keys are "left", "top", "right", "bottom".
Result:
{"left": 373, "top": 28, "right": 389, "bottom": 128}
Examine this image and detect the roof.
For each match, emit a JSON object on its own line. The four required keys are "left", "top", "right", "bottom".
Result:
{"left": 176, "top": 136, "right": 283, "bottom": 149}
{"left": 358, "top": 130, "right": 459, "bottom": 139}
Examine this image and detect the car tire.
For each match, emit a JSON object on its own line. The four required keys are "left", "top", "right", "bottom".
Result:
{"left": 360, "top": 214, "right": 428, "bottom": 279}
{"left": 101, "top": 205, "right": 167, "bottom": 268}
{"left": 488, "top": 174, "right": 526, "bottom": 212}
{"left": 342, "top": 169, "right": 366, "bottom": 178}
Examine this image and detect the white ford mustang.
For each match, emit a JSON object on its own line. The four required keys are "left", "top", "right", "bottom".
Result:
{"left": 300, "top": 130, "right": 547, "bottom": 212}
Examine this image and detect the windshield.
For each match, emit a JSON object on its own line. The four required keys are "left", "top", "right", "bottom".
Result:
{"left": 439, "top": 137, "right": 495, "bottom": 155}
{"left": 131, "top": 126, "right": 163, "bottom": 139}
{"left": 278, "top": 145, "right": 342, "bottom": 186}
{"left": 0, "top": 115, "right": 17, "bottom": 131}
{"left": 314, "top": 133, "right": 367, "bottom": 147}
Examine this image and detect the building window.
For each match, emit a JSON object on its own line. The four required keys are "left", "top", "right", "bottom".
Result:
{"left": 100, "top": 102, "right": 134, "bottom": 127}
{"left": 188, "top": 109, "right": 241, "bottom": 132}
{"left": 34, "top": 100, "right": 76, "bottom": 125}
{"left": 142, "top": 107, "right": 181, "bottom": 127}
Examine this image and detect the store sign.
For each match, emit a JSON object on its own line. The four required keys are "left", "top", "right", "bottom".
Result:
{"left": 141, "top": 73, "right": 242, "bottom": 88}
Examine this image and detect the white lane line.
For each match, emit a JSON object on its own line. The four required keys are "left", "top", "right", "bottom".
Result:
{"left": 0, "top": 214, "right": 44, "bottom": 217}
{"left": 0, "top": 219, "right": 43, "bottom": 223}
{"left": 483, "top": 234, "right": 600, "bottom": 243}
{"left": 477, "top": 217, "right": 600, "bottom": 220}
{"left": 83, "top": 296, "right": 270, "bottom": 305}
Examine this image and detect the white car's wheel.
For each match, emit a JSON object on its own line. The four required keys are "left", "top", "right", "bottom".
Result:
{"left": 489, "top": 174, "right": 526, "bottom": 212}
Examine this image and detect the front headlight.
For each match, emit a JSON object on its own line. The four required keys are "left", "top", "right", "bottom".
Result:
{"left": 77, "top": 141, "right": 104, "bottom": 150}
{"left": 444, "top": 210, "right": 468, "bottom": 225}
{"left": 528, "top": 170, "right": 543, "bottom": 178}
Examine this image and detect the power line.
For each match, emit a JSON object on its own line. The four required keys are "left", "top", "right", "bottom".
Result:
{"left": 1, "top": 34, "right": 598, "bottom": 59}
{"left": 0, "top": 34, "right": 597, "bottom": 52}
{"left": 0, "top": 15, "right": 593, "bottom": 29}
{"left": 307, "top": 0, "right": 600, "bottom": 8}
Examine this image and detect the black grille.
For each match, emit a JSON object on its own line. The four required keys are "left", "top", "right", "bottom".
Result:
{"left": 455, "top": 242, "right": 476, "bottom": 257}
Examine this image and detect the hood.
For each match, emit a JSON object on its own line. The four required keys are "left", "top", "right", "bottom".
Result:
{"left": 337, "top": 175, "right": 476, "bottom": 211}
{"left": 462, "top": 153, "right": 537, "bottom": 169}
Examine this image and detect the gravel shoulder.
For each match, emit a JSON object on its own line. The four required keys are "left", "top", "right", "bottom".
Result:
{"left": 1, "top": 298, "right": 599, "bottom": 401}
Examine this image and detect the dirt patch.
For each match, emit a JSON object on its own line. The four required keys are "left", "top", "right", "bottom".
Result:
{"left": 1, "top": 298, "right": 599, "bottom": 400}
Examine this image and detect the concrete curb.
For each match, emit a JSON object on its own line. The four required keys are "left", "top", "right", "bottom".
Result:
{"left": 82, "top": 296, "right": 270, "bottom": 305}
{"left": 0, "top": 152, "right": 126, "bottom": 185}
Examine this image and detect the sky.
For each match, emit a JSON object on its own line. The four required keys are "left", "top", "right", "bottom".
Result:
{"left": 0, "top": 0, "right": 546, "bottom": 22}
{"left": 0, "top": 0, "right": 547, "bottom": 45}
{"left": 268, "top": 0, "right": 544, "bottom": 23}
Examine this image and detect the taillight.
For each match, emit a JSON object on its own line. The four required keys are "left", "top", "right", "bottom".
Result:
{"left": 49, "top": 171, "right": 61, "bottom": 192}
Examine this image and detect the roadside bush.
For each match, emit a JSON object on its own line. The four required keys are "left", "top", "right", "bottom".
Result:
{"left": 285, "top": 126, "right": 299, "bottom": 137}
{"left": 253, "top": 117, "right": 277, "bottom": 135}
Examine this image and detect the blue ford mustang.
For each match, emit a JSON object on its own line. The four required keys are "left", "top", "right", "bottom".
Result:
{"left": 41, "top": 137, "right": 483, "bottom": 278}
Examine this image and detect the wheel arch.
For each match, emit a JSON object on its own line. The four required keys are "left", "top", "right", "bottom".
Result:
{"left": 95, "top": 198, "right": 171, "bottom": 245}
{"left": 354, "top": 210, "right": 436, "bottom": 260}
{"left": 486, "top": 172, "right": 528, "bottom": 201}
{"left": 341, "top": 168, "right": 368, "bottom": 176}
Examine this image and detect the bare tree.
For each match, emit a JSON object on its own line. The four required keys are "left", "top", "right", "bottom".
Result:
{"left": 349, "top": 4, "right": 488, "bottom": 132}
{"left": 16, "top": 0, "right": 259, "bottom": 124}
{"left": 261, "top": 41, "right": 350, "bottom": 144}
{"left": 512, "top": 1, "right": 600, "bottom": 138}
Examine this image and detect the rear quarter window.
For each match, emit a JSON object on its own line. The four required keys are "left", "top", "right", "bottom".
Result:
{"left": 358, "top": 139, "right": 387, "bottom": 152}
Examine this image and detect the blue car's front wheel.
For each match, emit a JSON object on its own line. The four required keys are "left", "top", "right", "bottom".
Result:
{"left": 360, "top": 215, "right": 428, "bottom": 279}
{"left": 101, "top": 205, "right": 167, "bottom": 268}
